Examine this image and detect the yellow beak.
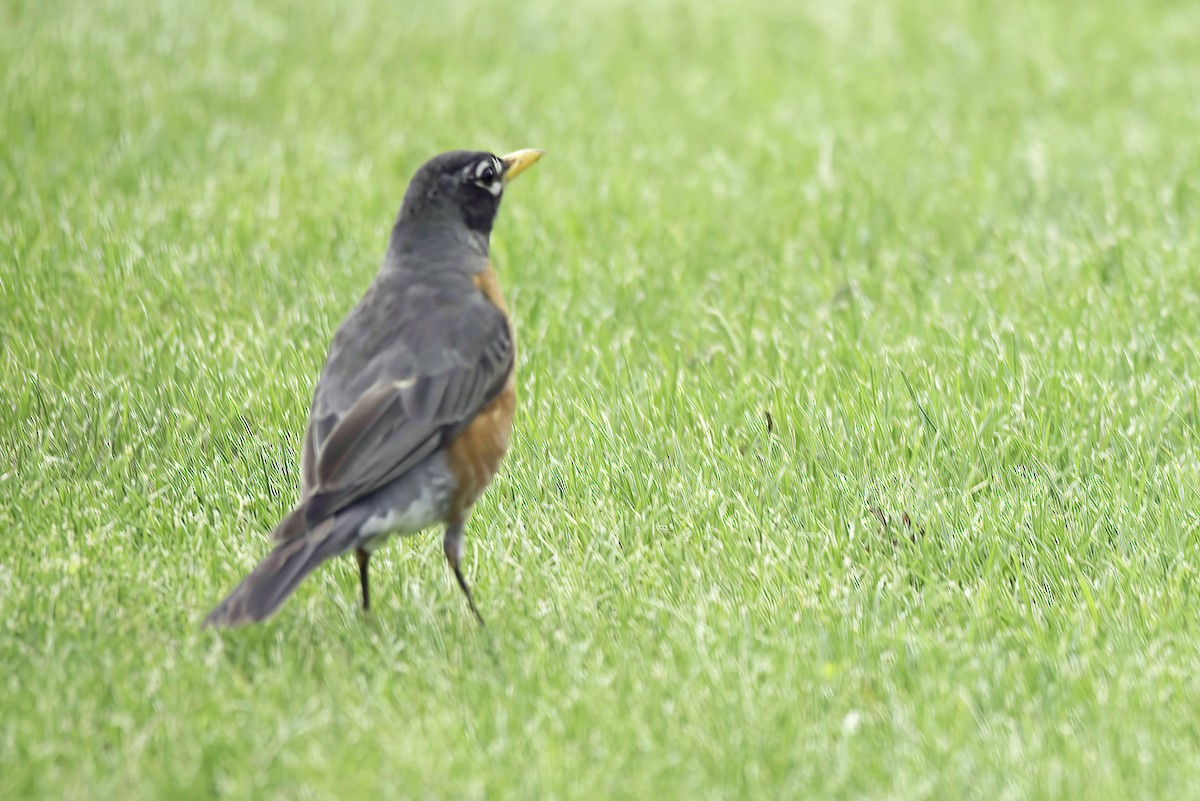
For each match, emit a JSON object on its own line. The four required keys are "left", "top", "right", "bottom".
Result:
{"left": 501, "top": 149, "right": 545, "bottom": 184}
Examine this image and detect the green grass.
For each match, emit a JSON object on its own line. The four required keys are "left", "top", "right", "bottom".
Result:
{"left": 3, "top": 0, "right": 1200, "bottom": 797}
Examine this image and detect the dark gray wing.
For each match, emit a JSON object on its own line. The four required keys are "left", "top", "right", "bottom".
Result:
{"left": 298, "top": 292, "right": 513, "bottom": 525}
{"left": 299, "top": 417, "right": 319, "bottom": 496}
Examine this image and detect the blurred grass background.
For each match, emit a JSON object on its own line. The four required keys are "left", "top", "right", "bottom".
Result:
{"left": 3, "top": 0, "right": 1200, "bottom": 798}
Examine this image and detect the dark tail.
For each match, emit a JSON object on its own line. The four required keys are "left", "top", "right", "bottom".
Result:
{"left": 203, "top": 511, "right": 363, "bottom": 628}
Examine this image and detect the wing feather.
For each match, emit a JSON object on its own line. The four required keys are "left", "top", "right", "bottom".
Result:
{"left": 298, "top": 291, "right": 513, "bottom": 524}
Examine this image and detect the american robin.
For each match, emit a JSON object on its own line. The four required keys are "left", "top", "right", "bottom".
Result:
{"left": 203, "top": 148, "right": 544, "bottom": 628}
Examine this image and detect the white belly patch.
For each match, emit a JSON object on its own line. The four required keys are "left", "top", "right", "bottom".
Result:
{"left": 358, "top": 495, "right": 441, "bottom": 550}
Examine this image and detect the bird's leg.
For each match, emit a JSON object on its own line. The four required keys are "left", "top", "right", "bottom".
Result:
{"left": 443, "top": 521, "right": 485, "bottom": 626}
{"left": 355, "top": 548, "right": 371, "bottom": 612}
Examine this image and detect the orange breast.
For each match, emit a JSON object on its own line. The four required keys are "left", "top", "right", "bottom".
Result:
{"left": 472, "top": 260, "right": 509, "bottom": 314}
{"left": 446, "top": 262, "right": 516, "bottom": 519}
{"left": 447, "top": 377, "right": 516, "bottom": 518}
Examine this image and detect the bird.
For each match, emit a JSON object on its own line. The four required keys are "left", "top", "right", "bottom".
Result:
{"left": 203, "top": 147, "right": 544, "bottom": 628}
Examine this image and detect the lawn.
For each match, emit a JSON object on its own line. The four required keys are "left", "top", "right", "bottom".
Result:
{"left": 3, "top": 0, "right": 1200, "bottom": 797}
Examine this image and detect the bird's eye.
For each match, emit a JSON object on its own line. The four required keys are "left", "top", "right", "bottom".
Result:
{"left": 469, "top": 159, "right": 504, "bottom": 195}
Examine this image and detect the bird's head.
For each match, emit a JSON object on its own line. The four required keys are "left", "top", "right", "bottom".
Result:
{"left": 393, "top": 149, "right": 544, "bottom": 249}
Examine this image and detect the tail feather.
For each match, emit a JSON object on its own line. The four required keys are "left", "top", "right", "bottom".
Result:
{"left": 204, "top": 511, "right": 363, "bottom": 628}
{"left": 270, "top": 502, "right": 310, "bottom": 543}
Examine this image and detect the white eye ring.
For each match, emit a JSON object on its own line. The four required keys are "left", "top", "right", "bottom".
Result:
{"left": 471, "top": 158, "right": 503, "bottom": 195}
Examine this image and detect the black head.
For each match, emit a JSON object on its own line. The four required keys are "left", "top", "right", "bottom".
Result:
{"left": 394, "top": 149, "right": 544, "bottom": 246}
